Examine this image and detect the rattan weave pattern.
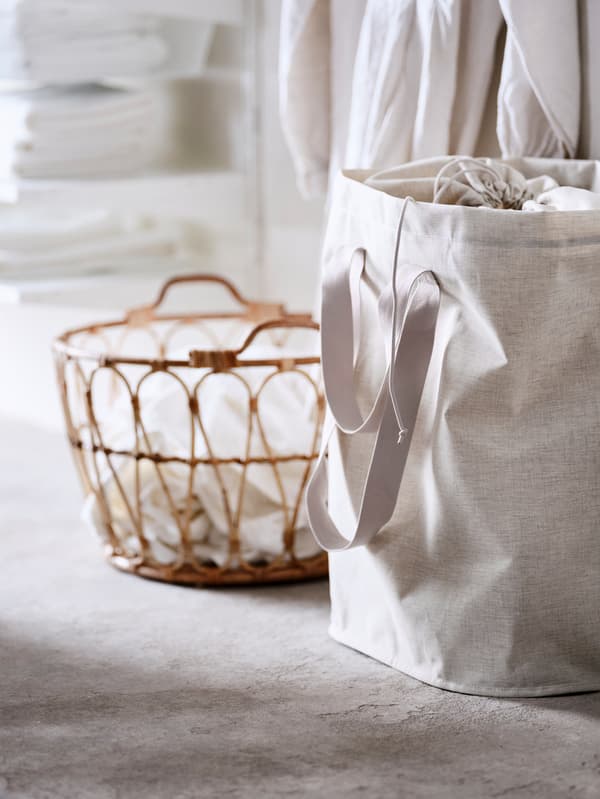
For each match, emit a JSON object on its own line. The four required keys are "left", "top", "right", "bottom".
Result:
{"left": 53, "top": 275, "right": 327, "bottom": 586}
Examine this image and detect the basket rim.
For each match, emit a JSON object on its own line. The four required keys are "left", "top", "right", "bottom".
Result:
{"left": 106, "top": 548, "right": 329, "bottom": 586}
{"left": 52, "top": 311, "right": 321, "bottom": 370}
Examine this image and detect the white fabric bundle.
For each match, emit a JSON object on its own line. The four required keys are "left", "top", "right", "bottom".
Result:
{"left": 0, "top": 85, "right": 167, "bottom": 180}
{"left": 523, "top": 186, "right": 600, "bottom": 212}
{"left": 365, "top": 156, "right": 600, "bottom": 212}
{"left": 0, "top": 0, "right": 167, "bottom": 82}
{"left": 0, "top": 207, "right": 182, "bottom": 278}
{"left": 83, "top": 344, "right": 323, "bottom": 566}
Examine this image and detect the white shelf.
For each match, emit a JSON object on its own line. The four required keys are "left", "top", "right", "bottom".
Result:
{"left": 114, "top": 0, "right": 244, "bottom": 24}
{"left": 0, "top": 171, "right": 247, "bottom": 227}
{"left": 0, "top": 272, "right": 184, "bottom": 310}
{"left": 0, "top": 236, "right": 252, "bottom": 309}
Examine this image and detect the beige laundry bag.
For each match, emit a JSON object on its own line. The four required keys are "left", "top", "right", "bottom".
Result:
{"left": 307, "top": 157, "right": 600, "bottom": 697}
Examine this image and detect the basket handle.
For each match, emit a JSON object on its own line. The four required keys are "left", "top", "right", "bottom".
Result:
{"left": 125, "top": 273, "right": 286, "bottom": 325}
{"left": 235, "top": 317, "right": 319, "bottom": 354}
{"left": 187, "top": 317, "right": 318, "bottom": 369}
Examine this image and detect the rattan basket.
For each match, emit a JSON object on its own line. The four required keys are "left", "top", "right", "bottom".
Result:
{"left": 53, "top": 274, "right": 327, "bottom": 586}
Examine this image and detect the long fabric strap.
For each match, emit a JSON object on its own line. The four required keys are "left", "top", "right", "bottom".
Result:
{"left": 306, "top": 200, "right": 440, "bottom": 551}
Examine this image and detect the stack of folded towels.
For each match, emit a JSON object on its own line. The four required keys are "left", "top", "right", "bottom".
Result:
{"left": 0, "top": 0, "right": 168, "bottom": 83}
{"left": 0, "top": 0, "right": 210, "bottom": 281}
{"left": 0, "top": 207, "right": 184, "bottom": 279}
{"left": 0, "top": 85, "right": 167, "bottom": 179}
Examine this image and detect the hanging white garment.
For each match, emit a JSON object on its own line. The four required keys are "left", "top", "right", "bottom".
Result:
{"left": 344, "top": 0, "right": 419, "bottom": 169}
{"left": 346, "top": 0, "right": 503, "bottom": 168}
{"left": 279, "top": 0, "right": 332, "bottom": 197}
{"left": 497, "top": 0, "right": 580, "bottom": 158}
{"left": 280, "top": 1, "right": 600, "bottom": 195}
{"left": 0, "top": 85, "right": 167, "bottom": 180}
{"left": 280, "top": 0, "right": 368, "bottom": 197}
{"left": 329, "top": 0, "right": 367, "bottom": 188}
{"left": 446, "top": 1, "right": 502, "bottom": 155}
{"left": 280, "top": 0, "right": 503, "bottom": 196}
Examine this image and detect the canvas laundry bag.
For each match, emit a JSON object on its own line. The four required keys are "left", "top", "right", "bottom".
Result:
{"left": 307, "top": 156, "right": 600, "bottom": 697}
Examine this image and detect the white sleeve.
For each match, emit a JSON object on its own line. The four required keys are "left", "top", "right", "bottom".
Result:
{"left": 497, "top": 0, "right": 580, "bottom": 158}
{"left": 279, "top": 0, "right": 331, "bottom": 198}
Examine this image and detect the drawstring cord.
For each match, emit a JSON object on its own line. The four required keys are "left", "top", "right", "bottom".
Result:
{"left": 389, "top": 195, "right": 414, "bottom": 444}
{"left": 433, "top": 156, "right": 504, "bottom": 205}
{"left": 433, "top": 155, "right": 532, "bottom": 209}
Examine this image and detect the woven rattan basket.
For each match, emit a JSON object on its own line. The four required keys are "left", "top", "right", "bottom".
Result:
{"left": 53, "top": 274, "right": 327, "bottom": 586}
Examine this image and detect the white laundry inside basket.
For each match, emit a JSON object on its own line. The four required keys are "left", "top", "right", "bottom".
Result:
{"left": 83, "top": 342, "right": 322, "bottom": 566}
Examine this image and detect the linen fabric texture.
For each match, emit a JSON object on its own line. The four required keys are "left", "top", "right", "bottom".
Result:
{"left": 308, "top": 157, "right": 600, "bottom": 697}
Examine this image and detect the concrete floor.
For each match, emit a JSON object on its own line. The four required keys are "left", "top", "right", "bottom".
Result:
{"left": 1, "top": 420, "right": 599, "bottom": 799}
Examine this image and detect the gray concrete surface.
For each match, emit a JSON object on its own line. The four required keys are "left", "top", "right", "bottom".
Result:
{"left": 1, "top": 420, "right": 599, "bottom": 799}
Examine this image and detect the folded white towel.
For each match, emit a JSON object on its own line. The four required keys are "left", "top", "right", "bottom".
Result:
{"left": 0, "top": 0, "right": 167, "bottom": 82}
{"left": 0, "top": 85, "right": 167, "bottom": 179}
{"left": 0, "top": 0, "right": 214, "bottom": 83}
{"left": 0, "top": 207, "right": 182, "bottom": 278}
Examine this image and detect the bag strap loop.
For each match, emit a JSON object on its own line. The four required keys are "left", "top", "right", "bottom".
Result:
{"left": 306, "top": 199, "right": 440, "bottom": 551}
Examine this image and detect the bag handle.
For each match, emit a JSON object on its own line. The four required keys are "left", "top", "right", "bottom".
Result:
{"left": 320, "top": 246, "right": 390, "bottom": 435}
{"left": 306, "top": 199, "right": 440, "bottom": 551}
